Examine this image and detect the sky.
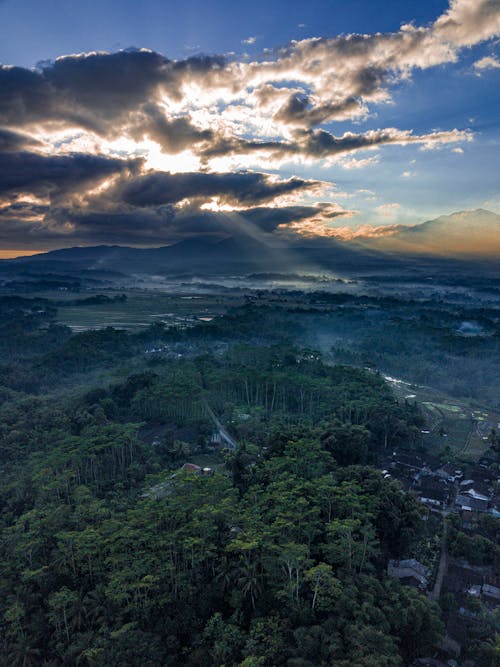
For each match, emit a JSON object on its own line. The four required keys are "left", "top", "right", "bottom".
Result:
{"left": 0, "top": 0, "right": 499, "bottom": 254}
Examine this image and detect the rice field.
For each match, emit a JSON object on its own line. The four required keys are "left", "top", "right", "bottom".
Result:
{"left": 51, "top": 290, "right": 235, "bottom": 331}
{"left": 385, "top": 375, "right": 496, "bottom": 461}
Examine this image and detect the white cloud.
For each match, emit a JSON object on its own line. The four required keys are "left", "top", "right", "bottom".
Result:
{"left": 376, "top": 202, "right": 401, "bottom": 218}
{"left": 337, "top": 155, "right": 380, "bottom": 169}
{"left": 473, "top": 54, "right": 500, "bottom": 70}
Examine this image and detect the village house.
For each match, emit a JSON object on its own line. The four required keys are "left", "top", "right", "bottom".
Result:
{"left": 482, "top": 583, "right": 500, "bottom": 605}
{"left": 464, "top": 464, "right": 497, "bottom": 485}
{"left": 416, "top": 476, "right": 452, "bottom": 508}
{"left": 434, "top": 463, "right": 463, "bottom": 483}
{"left": 455, "top": 494, "right": 489, "bottom": 513}
{"left": 181, "top": 462, "right": 202, "bottom": 474}
{"left": 465, "top": 583, "right": 500, "bottom": 610}
{"left": 459, "top": 478, "right": 491, "bottom": 501}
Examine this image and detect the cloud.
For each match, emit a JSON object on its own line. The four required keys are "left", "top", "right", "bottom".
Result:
{"left": 0, "top": 50, "right": 227, "bottom": 133}
{"left": 242, "top": 36, "right": 257, "bottom": 45}
{"left": 237, "top": 0, "right": 500, "bottom": 122}
{"left": 433, "top": 0, "right": 500, "bottom": 48}
{"left": 245, "top": 203, "right": 350, "bottom": 232}
{"left": 1, "top": 0, "right": 496, "bottom": 147}
{"left": 0, "top": 0, "right": 498, "bottom": 249}
{"left": 0, "top": 128, "right": 42, "bottom": 152}
{"left": 201, "top": 126, "right": 472, "bottom": 163}
{"left": 473, "top": 54, "right": 500, "bottom": 70}
{"left": 273, "top": 92, "right": 369, "bottom": 128}
{"left": 376, "top": 202, "right": 401, "bottom": 218}
{"left": 129, "top": 104, "right": 214, "bottom": 153}
{"left": 276, "top": 218, "right": 406, "bottom": 240}
{"left": 338, "top": 155, "right": 380, "bottom": 170}
{"left": 0, "top": 194, "right": 352, "bottom": 249}
{"left": 0, "top": 150, "right": 139, "bottom": 198}
{"left": 0, "top": 161, "right": 337, "bottom": 248}
{"left": 112, "top": 170, "right": 321, "bottom": 208}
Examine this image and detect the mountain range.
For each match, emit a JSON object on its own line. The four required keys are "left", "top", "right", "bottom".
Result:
{"left": 360, "top": 209, "right": 500, "bottom": 256}
{"left": 1, "top": 209, "right": 498, "bottom": 280}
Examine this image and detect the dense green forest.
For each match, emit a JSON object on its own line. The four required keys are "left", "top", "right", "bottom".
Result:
{"left": 0, "top": 295, "right": 497, "bottom": 665}
{"left": 0, "top": 292, "right": 499, "bottom": 405}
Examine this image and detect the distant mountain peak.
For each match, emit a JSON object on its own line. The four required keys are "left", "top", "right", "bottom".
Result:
{"left": 361, "top": 208, "right": 500, "bottom": 256}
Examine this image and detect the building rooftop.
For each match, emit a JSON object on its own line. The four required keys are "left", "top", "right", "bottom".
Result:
{"left": 417, "top": 476, "right": 451, "bottom": 503}
{"left": 482, "top": 584, "right": 500, "bottom": 601}
{"left": 455, "top": 494, "right": 489, "bottom": 512}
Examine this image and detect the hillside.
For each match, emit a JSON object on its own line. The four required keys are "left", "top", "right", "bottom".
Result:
{"left": 363, "top": 209, "right": 500, "bottom": 256}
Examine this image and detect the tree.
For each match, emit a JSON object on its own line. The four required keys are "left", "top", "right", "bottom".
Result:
{"left": 305, "top": 563, "right": 341, "bottom": 611}
{"left": 48, "top": 587, "right": 79, "bottom": 643}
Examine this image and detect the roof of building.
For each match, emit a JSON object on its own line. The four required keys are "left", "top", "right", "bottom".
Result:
{"left": 482, "top": 584, "right": 500, "bottom": 601}
{"left": 417, "top": 477, "right": 451, "bottom": 502}
{"left": 465, "top": 488, "right": 490, "bottom": 501}
{"left": 398, "top": 559, "right": 429, "bottom": 576}
{"left": 455, "top": 494, "right": 489, "bottom": 511}
{"left": 182, "top": 462, "right": 201, "bottom": 472}
{"left": 388, "top": 559, "right": 430, "bottom": 587}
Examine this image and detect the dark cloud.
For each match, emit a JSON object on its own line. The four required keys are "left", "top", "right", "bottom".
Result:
{"left": 289, "top": 127, "right": 470, "bottom": 158}
{"left": 296, "top": 128, "right": 401, "bottom": 158}
{"left": 0, "top": 50, "right": 227, "bottom": 133}
{"left": 241, "top": 205, "right": 349, "bottom": 232}
{"left": 129, "top": 104, "right": 214, "bottom": 153}
{"left": 0, "top": 151, "right": 140, "bottom": 196}
{"left": 0, "top": 66, "right": 55, "bottom": 127}
{"left": 0, "top": 190, "right": 347, "bottom": 249}
{"left": 54, "top": 205, "right": 248, "bottom": 246}
{"left": 114, "top": 170, "right": 320, "bottom": 207}
{"left": 274, "top": 93, "right": 363, "bottom": 127}
{"left": 0, "top": 144, "right": 326, "bottom": 248}
{"left": 201, "top": 126, "right": 470, "bottom": 161}
{"left": 0, "top": 128, "right": 42, "bottom": 152}
{"left": 272, "top": 66, "right": 384, "bottom": 128}
{"left": 200, "top": 137, "right": 282, "bottom": 161}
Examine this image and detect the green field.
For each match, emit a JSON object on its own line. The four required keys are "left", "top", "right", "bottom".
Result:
{"left": 385, "top": 376, "right": 496, "bottom": 461}
{"left": 44, "top": 290, "right": 239, "bottom": 331}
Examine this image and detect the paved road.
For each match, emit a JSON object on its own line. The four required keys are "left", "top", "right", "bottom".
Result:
{"left": 429, "top": 518, "right": 448, "bottom": 601}
{"left": 203, "top": 399, "right": 238, "bottom": 451}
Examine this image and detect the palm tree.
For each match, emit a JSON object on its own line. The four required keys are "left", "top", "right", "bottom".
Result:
{"left": 7, "top": 639, "right": 41, "bottom": 667}
{"left": 82, "top": 588, "right": 109, "bottom": 629}
{"left": 236, "top": 558, "right": 263, "bottom": 610}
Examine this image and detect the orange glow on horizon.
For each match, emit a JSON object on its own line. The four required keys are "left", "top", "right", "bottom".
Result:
{"left": 0, "top": 250, "right": 46, "bottom": 259}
